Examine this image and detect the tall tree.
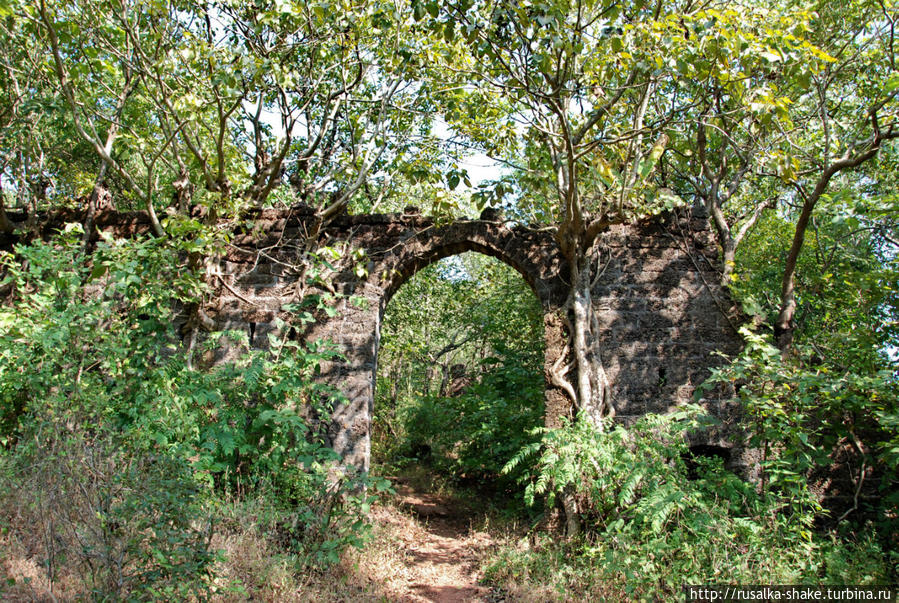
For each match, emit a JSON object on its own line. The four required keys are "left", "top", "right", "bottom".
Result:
{"left": 664, "top": 8, "right": 816, "bottom": 286}
{"left": 20, "top": 0, "right": 448, "bottom": 234}
{"left": 771, "top": 0, "right": 899, "bottom": 349}
{"left": 418, "top": 0, "right": 820, "bottom": 427}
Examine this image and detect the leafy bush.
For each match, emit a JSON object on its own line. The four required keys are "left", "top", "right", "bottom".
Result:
{"left": 1, "top": 429, "right": 216, "bottom": 599}
{"left": 402, "top": 351, "right": 544, "bottom": 486}
{"left": 702, "top": 327, "right": 899, "bottom": 537}
{"left": 0, "top": 226, "right": 217, "bottom": 597}
{"left": 0, "top": 227, "right": 381, "bottom": 596}
{"left": 498, "top": 407, "right": 892, "bottom": 598}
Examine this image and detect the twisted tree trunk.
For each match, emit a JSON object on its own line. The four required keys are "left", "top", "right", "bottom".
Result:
{"left": 555, "top": 243, "right": 616, "bottom": 538}
{"left": 568, "top": 253, "right": 613, "bottom": 427}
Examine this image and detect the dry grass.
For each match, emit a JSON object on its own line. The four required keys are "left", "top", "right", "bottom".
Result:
{"left": 206, "top": 501, "right": 396, "bottom": 602}
{"left": 209, "top": 498, "right": 512, "bottom": 602}
{"left": 0, "top": 515, "right": 82, "bottom": 602}
{"left": 2, "top": 478, "right": 546, "bottom": 602}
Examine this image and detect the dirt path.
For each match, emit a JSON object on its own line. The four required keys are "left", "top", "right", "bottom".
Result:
{"left": 362, "top": 481, "right": 503, "bottom": 603}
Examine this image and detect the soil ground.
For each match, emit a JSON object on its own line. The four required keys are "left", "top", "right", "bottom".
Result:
{"left": 359, "top": 477, "right": 507, "bottom": 602}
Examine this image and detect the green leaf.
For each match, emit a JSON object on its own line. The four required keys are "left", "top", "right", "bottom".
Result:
{"left": 886, "top": 74, "right": 899, "bottom": 93}
{"left": 444, "top": 20, "right": 455, "bottom": 42}
{"left": 89, "top": 263, "right": 108, "bottom": 281}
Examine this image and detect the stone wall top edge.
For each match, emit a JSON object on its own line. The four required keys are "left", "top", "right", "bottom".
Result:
{"left": 4, "top": 206, "right": 709, "bottom": 236}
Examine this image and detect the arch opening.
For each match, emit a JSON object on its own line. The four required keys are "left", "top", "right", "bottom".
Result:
{"left": 380, "top": 239, "right": 551, "bottom": 312}
{"left": 371, "top": 251, "right": 546, "bottom": 502}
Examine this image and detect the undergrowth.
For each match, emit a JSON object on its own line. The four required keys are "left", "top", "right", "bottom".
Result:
{"left": 0, "top": 230, "right": 386, "bottom": 599}
{"left": 482, "top": 407, "right": 893, "bottom": 599}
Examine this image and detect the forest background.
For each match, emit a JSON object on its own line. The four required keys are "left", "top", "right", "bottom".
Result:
{"left": 0, "top": 0, "right": 897, "bottom": 598}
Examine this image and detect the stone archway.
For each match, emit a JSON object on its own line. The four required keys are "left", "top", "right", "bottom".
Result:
{"left": 370, "top": 248, "right": 551, "bottom": 470}
{"left": 295, "top": 211, "right": 572, "bottom": 471}
{"left": 206, "top": 206, "right": 743, "bottom": 472}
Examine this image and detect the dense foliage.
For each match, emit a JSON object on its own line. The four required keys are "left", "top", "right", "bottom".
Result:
{"left": 0, "top": 0, "right": 897, "bottom": 596}
{"left": 490, "top": 409, "right": 891, "bottom": 598}
{"left": 374, "top": 253, "right": 545, "bottom": 493}
{"left": 0, "top": 231, "right": 385, "bottom": 597}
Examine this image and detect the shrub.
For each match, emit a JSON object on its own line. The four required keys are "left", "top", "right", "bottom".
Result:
{"left": 400, "top": 352, "right": 544, "bottom": 487}
{"left": 1, "top": 428, "right": 216, "bottom": 599}
{"left": 0, "top": 227, "right": 381, "bottom": 596}
{"left": 500, "top": 407, "right": 892, "bottom": 597}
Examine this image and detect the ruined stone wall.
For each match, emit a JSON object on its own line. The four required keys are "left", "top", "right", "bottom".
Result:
{"left": 2, "top": 206, "right": 745, "bottom": 472}
{"left": 207, "top": 206, "right": 743, "bottom": 471}
{"left": 590, "top": 212, "right": 745, "bottom": 466}
{"left": 209, "top": 206, "right": 572, "bottom": 470}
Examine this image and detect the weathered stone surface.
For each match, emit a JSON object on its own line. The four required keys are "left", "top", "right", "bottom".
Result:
{"left": 2, "top": 206, "right": 747, "bottom": 472}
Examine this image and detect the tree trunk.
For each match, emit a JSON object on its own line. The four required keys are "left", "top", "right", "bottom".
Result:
{"left": 704, "top": 192, "right": 738, "bottom": 288}
{"left": 776, "top": 184, "right": 821, "bottom": 351}
{"left": 775, "top": 121, "right": 896, "bottom": 351}
{"left": 0, "top": 180, "right": 13, "bottom": 234}
{"left": 569, "top": 252, "right": 613, "bottom": 429}
{"left": 561, "top": 492, "right": 580, "bottom": 537}
{"left": 556, "top": 248, "right": 614, "bottom": 538}
{"left": 720, "top": 239, "right": 736, "bottom": 287}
